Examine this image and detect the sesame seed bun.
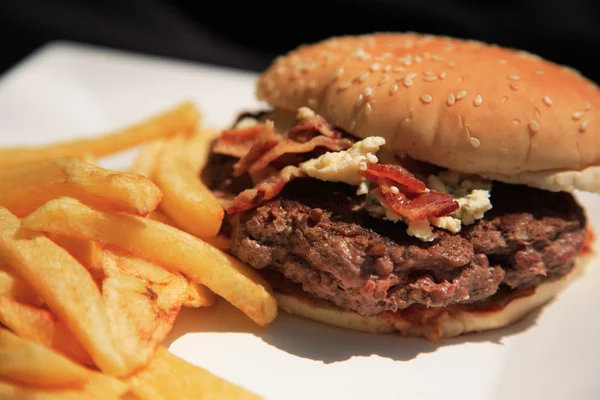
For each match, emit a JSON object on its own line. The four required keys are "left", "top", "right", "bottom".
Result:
{"left": 256, "top": 33, "right": 600, "bottom": 193}
{"left": 273, "top": 252, "right": 592, "bottom": 342}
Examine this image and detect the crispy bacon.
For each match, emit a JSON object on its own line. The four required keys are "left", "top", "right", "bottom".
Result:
{"left": 288, "top": 114, "right": 342, "bottom": 142}
{"left": 247, "top": 136, "right": 353, "bottom": 176}
{"left": 232, "top": 121, "right": 280, "bottom": 177}
{"left": 360, "top": 163, "right": 427, "bottom": 193}
{"left": 212, "top": 124, "right": 265, "bottom": 158}
{"left": 227, "top": 166, "right": 304, "bottom": 214}
{"left": 379, "top": 184, "right": 459, "bottom": 221}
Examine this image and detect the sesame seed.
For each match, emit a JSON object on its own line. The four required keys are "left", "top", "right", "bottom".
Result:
{"left": 507, "top": 74, "right": 520, "bottom": 80}
{"left": 390, "top": 186, "right": 400, "bottom": 194}
{"left": 297, "top": 78, "right": 306, "bottom": 88}
{"left": 378, "top": 75, "right": 389, "bottom": 86}
{"left": 364, "top": 87, "right": 374, "bottom": 98}
{"left": 586, "top": 103, "right": 593, "bottom": 110}
{"left": 573, "top": 111, "right": 584, "bottom": 120}
{"left": 338, "top": 81, "right": 350, "bottom": 91}
{"left": 439, "top": 71, "right": 447, "bottom": 79}
{"left": 364, "top": 103, "right": 372, "bottom": 115}
{"left": 535, "top": 70, "right": 544, "bottom": 75}
{"left": 529, "top": 120, "right": 540, "bottom": 133}
{"left": 510, "top": 82, "right": 520, "bottom": 90}
{"left": 357, "top": 71, "right": 370, "bottom": 82}
{"left": 356, "top": 94, "right": 364, "bottom": 107}
{"left": 336, "top": 67, "right": 345, "bottom": 77}
{"left": 359, "top": 161, "right": 367, "bottom": 171}
{"left": 393, "top": 66, "right": 405, "bottom": 72}
{"left": 404, "top": 77, "right": 413, "bottom": 87}
{"left": 473, "top": 95, "right": 483, "bottom": 106}
{"left": 513, "top": 119, "right": 520, "bottom": 125}
{"left": 432, "top": 55, "right": 443, "bottom": 61}
{"left": 350, "top": 119, "right": 357, "bottom": 131}
{"left": 497, "top": 59, "right": 507, "bottom": 64}
{"left": 389, "top": 83, "right": 399, "bottom": 95}
{"left": 447, "top": 61, "right": 456, "bottom": 67}
{"left": 403, "top": 59, "right": 412, "bottom": 66}
{"left": 384, "top": 65, "right": 392, "bottom": 72}
{"left": 580, "top": 120, "right": 589, "bottom": 132}
{"left": 421, "top": 94, "right": 433, "bottom": 103}
{"left": 447, "top": 93, "right": 456, "bottom": 105}
{"left": 414, "top": 56, "right": 422, "bottom": 63}
{"left": 424, "top": 71, "right": 435, "bottom": 76}
{"left": 424, "top": 75, "right": 437, "bottom": 81}
{"left": 470, "top": 137, "right": 481, "bottom": 148}
{"left": 422, "top": 52, "right": 431, "bottom": 58}
{"left": 502, "top": 96, "right": 508, "bottom": 104}
{"left": 456, "top": 90, "right": 467, "bottom": 100}
{"left": 370, "top": 63, "right": 381, "bottom": 72}
{"left": 543, "top": 96, "right": 552, "bottom": 106}
{"left": 307, "top": 98, "right": 318, "bottom": 108}
{"left": 307, "top": 80, "right": 317, "bottom": 89}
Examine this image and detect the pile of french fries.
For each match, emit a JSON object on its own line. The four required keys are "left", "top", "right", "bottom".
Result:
{"left": 0, "top": 101, "right": 276, "bottom": 399}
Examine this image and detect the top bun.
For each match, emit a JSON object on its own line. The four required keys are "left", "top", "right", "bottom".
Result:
{"left": 256, "top": 33, "right": 600, "bottom": 193}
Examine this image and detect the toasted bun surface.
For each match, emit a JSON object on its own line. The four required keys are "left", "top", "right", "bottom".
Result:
{"left": 274, "top": 254, "right": 591, "bottom": 341}
{"left": 256, "top": 33, "right": 600, "bottom": 193}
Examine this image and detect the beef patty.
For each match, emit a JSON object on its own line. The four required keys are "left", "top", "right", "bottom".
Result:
{"left": 227, "top": 178, "right": 587, "bottom": 317}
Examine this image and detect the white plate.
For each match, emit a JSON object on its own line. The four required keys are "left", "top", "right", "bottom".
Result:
{"left": 1, "top": 41, "right": 599, "bottom": 400}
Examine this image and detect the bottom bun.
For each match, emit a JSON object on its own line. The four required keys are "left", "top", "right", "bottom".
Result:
{"left": 274, "top": 254, "right": 592, "bottom": 342}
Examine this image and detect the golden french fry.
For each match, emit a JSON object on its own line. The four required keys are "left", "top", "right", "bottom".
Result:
{"left": 203, "top": 235, "right": 231, "bottom": 252}
{"left": 0, "top": 296, "right": 93, "bottom": 365}
{"left": 183, "top": 278, "right": 217, "bottom": 308}
{"left": 0, "top": 381, "right": 104, "bottom": 400}
{"left": 0, "top": 101, "right": 201, "bottom": 168}
{"left": 47, "top": 233, "right": 104, "bottom": 281}
{"left": 0, "top": 207, "right": 127, "bottom": 376}
{"left": 22, "top": 197, "right": 278, "bottom": 327}
{"left": 0, "top": 266, "right": 43, "bottom": 306}
{"left": 81, "top": 372, "right": 130, "bottom": 398}
{"left": 154, "top": 136, "right": 224, "bottom": 239}
{"left": 131, "top": 140, "right": 164, "bottom": 177}
{"left": 127, "top": 346, "right": 262, "bottom": 400}
{"left": 146, "top": 210, "right": 176, "bottom": 226}
{"left": 186, "top": 127, "right": 220, "bottom": 172}
{"left": 0, "top": 157, "right": 162, "bottom": 217}
{"left": 81, "top": 153, "right": 98, "bottom": 165}
{"left": 101, "top": 247, "right": 187, "bottom": 370}
{"left": 0, "top": 328, "right": 91, "bottom": 388}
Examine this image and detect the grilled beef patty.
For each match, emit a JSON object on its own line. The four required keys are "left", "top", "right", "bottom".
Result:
{"left": 227, "top": 178, "right": 587, "bottom": 316}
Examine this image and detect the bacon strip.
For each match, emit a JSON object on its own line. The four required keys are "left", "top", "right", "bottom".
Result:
{"left": 212, "top": 124, "right": 265, "bottom": 158}
{"left": 227, "top": 166, "right": 304, "bottom": 214}
{"left": 379, "top": 184, "right": 459, "bottom": 221}
{"left": 288, "top": 115, "right": 341, "bottom": 142}
{"left": 360, "top": 163, "right": 427, "bottom": 193}
{"left": 232, "top": 121, "right": 280, "bottom": 177}
{"left": 247, "top": 136, "right": 353, "bottom": 176}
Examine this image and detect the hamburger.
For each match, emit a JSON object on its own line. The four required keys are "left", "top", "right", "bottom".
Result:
{"left": 201, "top": 33, "right": 597, "bottom": 341}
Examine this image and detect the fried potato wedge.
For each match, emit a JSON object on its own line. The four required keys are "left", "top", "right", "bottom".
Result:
{"left": 0, "top": 157, "right": 162, "bottom": 217}
{"left": 22, "top": 197, "right": 278, "bottom": 326}
{"left": 131, "top": 140, "right": 164, "bottom": 177}
{"left": 127, "top": 346, "right": 262, "bottom": 400}
{"left": 0, "top": 381, "right": 104, "bottom": 400}
{"left": 101, "top": 247, "right": 187, "bottom": 370}
{"left": 0, "top": 265, "right": 43, "bottom": 306}
{"left": 0, "top": 296, "right": 93, "bottom": 365}
{"left": 0, "top": 101, "right": 201, "bottom": 168}
{"left": 0, "top": 328, "right": 91, "bottom": 388}
{"left": 154, "top": 136, "right": 224, "bottom": 239}
{"left": 182, "top": 278, "right": 217, "bottom": 308}
{"left": 0, "top": 207, "right": 127, "bottom": 376}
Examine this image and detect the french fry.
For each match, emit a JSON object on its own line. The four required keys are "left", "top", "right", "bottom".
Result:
{"left": 0, "top": 381, "right": 104, "bottom": 400}
{"left": 127, "top": 346, "right": 262, "bottom": 400}
{"left": 47, "top": 233, "right": 104, "bottom": 281}
{"left": 131, "top": 140, "right": 164, "bottom": 177}
{"left": 81, "top": 153, "right": 98, "bottom": 165}
{"left": 0, "top": 157, "right": 162, "bottom": 217}
{"left": 203, "top": 235, "right": 231, "bottom": 252}
{"left": 183, "top": 278, "right": 217, "bottom": 308}
{"left": 146, "top": 210, "right": 176, "bottom": 226}
{"left": 0, "top": 328, "right": 91, "bottom": 388}
{"left": 186, "top": 127, "right": 220, "bottom": 172}
{"left": 22, "top": 197, "right": 278, "bottom": 327}
{"left": 154, "top": 136, "right": 224, "bottom": 239}
{"left": 101, "top": 247, "right": 187, "bottom": 370}
{"left": 0, "top": 101, "right": 201, "bottom": 168}
{"left": 81, "top": 371, "right": 130, "bottom": 398}
{"left": 0, "top": 207, "right": 127, "bottom": 376}
{"left": 0, "top": 296, "right": 93, "bottom": 365}
{"left": 0, "top": 266, "right": 43, "bottom": 306}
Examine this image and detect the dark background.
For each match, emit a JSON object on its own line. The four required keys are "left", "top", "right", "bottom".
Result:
{"left": 1, "top": 0, "right": 599, "bottom": 82}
